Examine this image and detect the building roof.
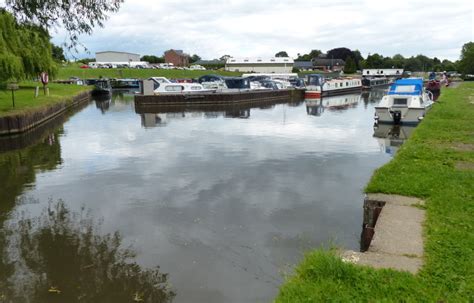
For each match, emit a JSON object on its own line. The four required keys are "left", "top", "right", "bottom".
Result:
{"left": 195, "top": 59, "right": 225, "bottom": 65}
{"left": 294, "top": 61, "right": 313, "bottom": 68}
{"left": 312, "top": 58, "right": 345, "bottom": 66}
{"left": 226, "top": 57, "right": 294, "bottom": 64}
{"left": 96, "top": 51, "right": 140, "bottom": 56}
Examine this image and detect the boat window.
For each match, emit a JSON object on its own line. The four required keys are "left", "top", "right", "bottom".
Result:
{"left": 346, "top": 82, "right": 349, "bottom": 86}
{"left": 270, "top": 59, "right": 275, "bottom": 62}
{"left": 190, "top": 86, "right": 201, "bottom": 90}
{"left": 165, "top": 85, "right": 183, "bottom": 92}
{"left": 308, "top": 75, "right": 322, "bottom": 86}
{"left": 394, "top": 85, "right": 416, "bottom": 93}
{"left": 393, "top": 98, "right": 407, "bottom": 106}
{"left": 335, "top": 83, "right": 338, "bottom": 88}
{"left": 244, "top": 59, "right": 249, "bottom": 62}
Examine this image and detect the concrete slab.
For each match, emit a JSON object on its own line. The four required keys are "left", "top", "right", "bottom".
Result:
{"left": 341, "top": 194, "right": 426, "bottom": 274}
{"left": 366, "top": 193, "right": 424, "bottom": 206}
{"left": 369, "top": 204, "right": 424, "bottom": 257}
{"left": 341, "top": 250, "right": 422, "bottom": 274}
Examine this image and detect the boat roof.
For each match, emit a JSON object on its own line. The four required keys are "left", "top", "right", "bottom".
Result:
{"left": 388, "top": 78, "right": 423, "bottom": 95}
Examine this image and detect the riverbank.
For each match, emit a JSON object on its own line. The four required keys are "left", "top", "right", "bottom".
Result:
{"left": 276, "top": 82, "right": 474, "bottom": 302}
{"left": 58, "top": 66, "right": 241, "bottom": 80}
{"left": 0, "top": 82, "right": 91, "bottom": 135}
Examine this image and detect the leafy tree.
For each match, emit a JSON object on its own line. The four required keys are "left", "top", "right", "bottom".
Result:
{"left": 365, "top": 53, "right": 384, "bottom": 68}
{"left": 415, "top": 54, "right": 433, "bottom": 71}
{"left": 141, "top": 55, "right": 164, "bottom": 64}
{"left": 391, "top": 54, "right": 405, "bottom": 68}
{"left": 327, "top": 47, "right": 353, "bottom": 61}
{"left": 351, "top": 49, "right": 363, "bottom": 69}
{"left": 441, "top": 59, "right": 457, "bottom": 72}
{"left": 3, "top": 0, "right": 124, "bottom": 49}
{"left": 403, "top": 56, "right": 417, "bottom": 71}
{"left": 275, "top": 51, "right": 289, "bottom": 57}
{"left": 343, "top": 56, "right": 356, "bottom": 74}
{"left": 458, "top": 42, "right": 474, "bottom": 74}
{"left": 0, "top": 10, "right": 56, "bottom": 82}
{"left": 51, "top": 44, "right": 66, "bottom": 62}
{"left": 219, "top": 55, "right": 232, "bottom": 61}
{"left": 296, "top": 49, "right": 322, "bottom": 61}
{"left": 190, "top": 54, "right": 201, "bottom": 63}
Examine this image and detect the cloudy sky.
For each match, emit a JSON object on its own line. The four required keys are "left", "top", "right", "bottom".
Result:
{"left": 51, "top": 0, "right": 473, "bottom": 61}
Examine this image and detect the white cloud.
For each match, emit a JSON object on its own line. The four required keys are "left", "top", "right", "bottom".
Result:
{"left": 50, "top": 0, "right": 473, "bottom": 60}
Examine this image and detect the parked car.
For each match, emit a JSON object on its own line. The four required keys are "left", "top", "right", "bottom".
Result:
{"left": 80, "top": 65, "right": 89, "bottom": 69}
{"left": 190, "top": 64, "right": 206, "bottom": 71}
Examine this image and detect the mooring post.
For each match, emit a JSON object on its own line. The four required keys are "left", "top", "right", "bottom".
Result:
{"left": 11, "top": 88, "right": 15, "bottom": 108}
{"left": 7, "top": 82, "right": 18, "bottom": 108}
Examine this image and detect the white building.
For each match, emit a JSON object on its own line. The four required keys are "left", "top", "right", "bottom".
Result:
{"left": 96, "top": 51, "right": 141, "bottom": 62}
{"left": 362, "top": 69, "right": 404, "bottom": 77}
{"left": 225, "top": 57, "right": 294, "bottom": 73}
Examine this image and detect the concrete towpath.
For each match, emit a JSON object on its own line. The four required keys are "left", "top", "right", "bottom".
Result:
{"left": 341, "top": 193, "right": 425, "bottom": 274}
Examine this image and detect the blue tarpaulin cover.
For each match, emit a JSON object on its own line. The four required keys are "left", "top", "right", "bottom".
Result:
{"left": 388, "top": 78, "right": 423, "bottom": 95}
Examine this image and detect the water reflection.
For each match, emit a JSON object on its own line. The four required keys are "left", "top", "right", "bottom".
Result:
{"left": 0, "top": 129, "right": 62, "bottom": 216}
{"left": 305, "top": 93, "right": 360, "bottom": 117}
{"left": 0, "top": 201, "right": 174, "bottom": 303}
{"left": 1, "top": 90, "right": 393, "bottom": 303}
{"left": 373, "top": 124, "right": 416, "bottom": 155}
{"left": 361, "top": 88, "right": 387, "bottom": 107}
{"left": 93, "top": 90, "right": 137, "bottom": 114}
{"left": 135, "top": 100, "right": 300, "bottom": 128}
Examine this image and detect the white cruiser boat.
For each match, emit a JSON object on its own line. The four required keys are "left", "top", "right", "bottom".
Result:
{"left": 305, "top": 74, "right": 361, "bottom": 99}
{"left": 375, "top": 78, "right": 433, "bottom": 124}
{"left": 150, "top": 77, "right": 215, "bottom": 94}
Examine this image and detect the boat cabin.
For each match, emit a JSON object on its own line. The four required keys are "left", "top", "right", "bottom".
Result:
{"left": 224, "top": 77, "right": 251, "bottom": 89}
{"left": 388, "top": 78, "right": 424, "bottom": 96}
{"left": 306, "top": 74, "right": 325, "bottom": 86}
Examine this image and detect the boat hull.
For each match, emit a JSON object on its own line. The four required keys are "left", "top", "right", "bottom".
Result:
{"left": 375, "top": 107, "right": 429, "bottom": 124}
{"left": 305, "top": 86, "right": 361, "bottom": 99}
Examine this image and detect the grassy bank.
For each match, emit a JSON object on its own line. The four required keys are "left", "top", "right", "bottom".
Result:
{"left": 57, "top": 66, "right": 241, "bottom": 80}
{"left": 0, "top": 82, "right": 90, "bottom": 117}
{"left": 276, "top": 82, "right": 474, "bottom": 302}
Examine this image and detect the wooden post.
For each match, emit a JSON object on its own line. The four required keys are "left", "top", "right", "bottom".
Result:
{"left": 7, "top": 83, "right": 18, "bottom": 108}
{"left": 11, "top": 88, "right": 15, "bottom": 108}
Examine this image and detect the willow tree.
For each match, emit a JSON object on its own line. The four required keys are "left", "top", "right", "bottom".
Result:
{"left": 4, "top": 0, "right": 123, "bottom": 49}
{"left": 0, "top": 0, "right": 123, "bottom": 81}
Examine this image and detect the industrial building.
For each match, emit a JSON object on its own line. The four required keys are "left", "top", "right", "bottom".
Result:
{"left": 95, "top": 51, "right": 141, "bottom": 63}
{"left": 225, "top": 57, "right": 294, "bottom": 73}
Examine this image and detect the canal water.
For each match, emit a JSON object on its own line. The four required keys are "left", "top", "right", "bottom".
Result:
{"left": 0, "top": 88, "right": 401, "bottom": 302}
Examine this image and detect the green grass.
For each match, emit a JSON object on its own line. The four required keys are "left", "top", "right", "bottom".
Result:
{"left": 276, "top": 83, "right": 474, "bottom": 302}
{"left": 0, "top": 82, "right": 90, "bottom": 117}
{"left": 57, "top": 66, "right": 241, "bottom": 80}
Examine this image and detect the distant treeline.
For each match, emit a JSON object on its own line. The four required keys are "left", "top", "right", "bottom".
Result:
{"left": 294, "top": 47, "right": 459, "bottom": 73}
